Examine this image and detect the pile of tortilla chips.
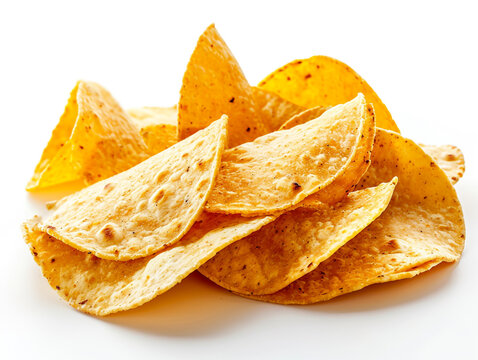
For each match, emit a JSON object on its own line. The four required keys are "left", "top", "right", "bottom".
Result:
{"left": 23, "top": 24, "right": 465, "bottom": 316}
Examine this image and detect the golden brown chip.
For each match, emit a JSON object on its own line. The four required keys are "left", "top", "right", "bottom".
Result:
{"left": 420, "top": 144, "right": 465, "bottom": 184}
{"left": 206, "top": 94, "right": 369, "bottom": 216}
{"left": 27, "top": 81, "right": 150, "bottom": 191}
{"left": 35, "top": 117, "right": 228, "bottom": 260}
{"left": 178, "top": 24, "right": 266, "bottom": 147}
{"left": 245, "top": 129, "right": 465, "bottom": 304}
{"left": 128, "top": 106, "right": 178, "bottom": 155}
{"left": 200, "top": 178, "right": 397, "bottom": 295}
{"left": 23, "top": 212, "right": 277, "bottom": 316}
{"left": 252, "top": 86, "right": 306, "bottom": 131}
{"left": 258, "top": 56, "right": 400, "bottom": 132}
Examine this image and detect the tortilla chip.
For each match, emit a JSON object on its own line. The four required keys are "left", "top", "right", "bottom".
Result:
{"left": 26, "top": 81, "right": 151, "bottom": 191}
{"left": 206, "top": 94, "right": 369, "bottom": 216}
{"left": 420, "top": 144, "right": 465, "bottom": 184}
{"left": 258, "top": 56, "right": 400, "bottom": 132}
{"left": 34, "top": 117, "right": 228, "bottom": 260}
{"left": 178, "top": 24, "right": 266, "bottom": 147}
{"left": 23, "top": 211, "right": 277, "bottom": 316}
{"left": 246, "top": 129, "right": 465, "bottom": 304}
{"left": 252, "top": 87, "right": 306, "bottom": 131}
{"left": 200, "top": 178, "right": 397, "bottom": 295}
{"left": 128, "top": 106, "right": 178, "bottom": 155}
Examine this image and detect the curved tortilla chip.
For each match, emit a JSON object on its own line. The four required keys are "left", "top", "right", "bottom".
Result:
{"left": 258, "top": 56, "right": 400, "bottom": 132}
{"left": 35, "top": 117, "right": 228, "bottom": 260}
{"left": 245, "top": 129, "right": 465, "bottom": 304}
{"left": 23, "top": 212, "right": 277, "bottom": 316}
{"left": 279, "top": 105, "right": 329, "bottom": 131}
{"left": 200, "top": 179, "right": 397, "bottom": 295}
{"left": 178, "top": 24, "right": 266, "bottom": 147}
{"left": 27, "top": 81, "right": 150, "bottom": 191}
{"left": 206, "top": 94, "right": 368, "bottom": 216}
{"left": 420, "top": 144, "right": 465, "bottom": 184}
{"left": 252, "top": 87, "right": 305, "bottom": 131}
{"left": 128, "top": 106, "right": 178, "bottom": 155}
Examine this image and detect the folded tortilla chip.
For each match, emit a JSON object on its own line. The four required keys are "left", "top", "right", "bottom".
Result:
{"left": 245, "top": 129, "right": 465, "bottom": 304}
{"left": 206, "top": 94, "right": 369, "bottom": 216}
{"left": 258, "top": 56, "right": 400, "bottom": 132}
{"left": 200, "top": 178, "right": 397, "bottom": 295}
{"left": 420, "top": 144, "right": 465, "bottom": 184}
{"left": 178, "top": 24, "right": 266, "bottom": 147}
{"left": 23, "top": 212, "right": 277, "bottom": 316}
{"left": 252, "top": 87, "right": 305, "bottom": 131}
{"left": 279, "top": 105, "right": 329, "bottom": 131}
{"left": 27, "top": 81, "right": 151, "bottom": 191}
{"left": 34, "top": 117, "right": 228, "bottom": 260}
{"left": 128, "top": 106, "right": 178, "bottom": 155}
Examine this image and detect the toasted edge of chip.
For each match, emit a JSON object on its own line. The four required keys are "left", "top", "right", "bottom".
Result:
{"left": 420, "top": 144, "right": 465, "bottom": 184}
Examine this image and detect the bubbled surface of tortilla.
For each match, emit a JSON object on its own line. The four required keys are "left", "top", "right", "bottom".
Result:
{"left": 23, "top": 212, "right": 276, "bottom": 316}
{"left": 206, "top": 94, "right": 368, "bottom": 216}
{"left": 259, "top": 55, "right": 400, "bottom": 132}
{"left": 420, "top": 144, "right": 465, "bottom": 184}
{"left": 200, "top": 179, "right": 397, "bottom": 295}
{"left": 27, "top": 81, "right": 150, "bottom": 191}
{"left": 36, "top": 117, "right": 228, "bottom": 260}
{"left": 245, "top": 129, "right": 465, "bottom": 304}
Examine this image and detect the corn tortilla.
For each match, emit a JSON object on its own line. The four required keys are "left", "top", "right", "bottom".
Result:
{"left": 420, "top": 144, "right": 465, "bottom": 184}
{"left": 259, "top": 55, "right": 400, "bottom": 132}
{"left": 206, "top": 94, "right": 369, "bottom": 216}
{"left": 23, "top": 212, "right": 277, "bottom": 316}
{"left": 27, "top": 81, "right": 150, "bottom": 191}
{"left": 35, "top": 117, "right": 228, "bottom": 260}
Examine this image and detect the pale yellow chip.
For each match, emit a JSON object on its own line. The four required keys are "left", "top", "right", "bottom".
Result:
{"left": 420, "top": 144, "right": 465, "bottom": 184}
{"left": 178, "top": 24, "right": 267, "bottom": 147}
{"left": 245, "top": 129, "right": 465, "bottom": 304}
{"left": 258, "top": 56, "right": 400, "bottom": 132}
{"left": 252, "top": 86, "right": 306, "bottom": 131}
{"left": 27, "top": 81, "right": 151, "bottom": 191}
{"left": 279, "top": 106, "right": 329, "bottom": 131}
{"left": 23, "top": 212, "right": 277, "bottom": 316}
{"left": 128, "top": 106, "right": 178, "bottom": 155}
{"left": 34, "top": 117, "right": 228, "bottom": 260}
{"left": 200, "top": 178, "right": 397, "bottom": 295}
{"left": 206, "top": 94, "right": 369, "bottom": 216}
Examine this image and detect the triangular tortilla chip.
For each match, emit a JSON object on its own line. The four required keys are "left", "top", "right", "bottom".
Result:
{"left": 206, "top": 94, "right": 369, "bottom": 216}
{"left": 34, "top": 117, "right": 228, "bottom": 260}
{"left": 178, "top": 24, "right": 266, "bottom": 147}
{"left": 246, "top": 129, "right": 465, "bottom": 304}
{"left": 128, "top": 106, "right": 178, "bottom": 155}
{"left": 23, "top": 212, "right": 277, "bottom": 315}
{"left": 200, "top": 179, "right": 397, "bottom": 295}
{"left": 279, "top": 105, "right": 329, "bottom": 131}
{"left": 252, "top": 87, "right": 305, "bottom": 131}
{"left": 27, "top": 81, "right": 151, "bottom": 191}
{"left": 258, "top": 56, "right": 400, "bottom": 132}
{"left": 420, "top": 144, "right": 465, "bottom": 184}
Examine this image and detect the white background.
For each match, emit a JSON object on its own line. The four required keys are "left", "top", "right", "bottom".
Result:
{"left": 1, "top": 1, "right": 477, "bottom": 359}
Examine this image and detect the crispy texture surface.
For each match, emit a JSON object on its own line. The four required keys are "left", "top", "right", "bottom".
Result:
{"left": 246, "top": 129, "right": 465, "bottom": 304}
{"left": 36, "top": 117, "right": 228, "bottom": 260}
{"left": 206, "top": 94, "right": 368, "bottom": 215}
{"left": 420, "top": 144, "right": 465, "bottom": 184}
{"left": 27, "top": 81, "right": 150, "bottom": 191}
{"left": 24, "top": 212, "right": 276, "bottom": 316}
{"left": 128, "top": 106, "right": 178, "bottom": 155}
{"left": 279, "top": 106, "right": 329, "bottom": 131}
{"left": 200, "top": 179, "right": 397, "bottom": 295}
{"left": 252, "top": 87, "right": 305, "bottom": 132}
{"left": 178, "top": 24, "right": 266, "bottom": 147}
{"left": 258, "top": 56, "right": 400, "bottom": 132}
